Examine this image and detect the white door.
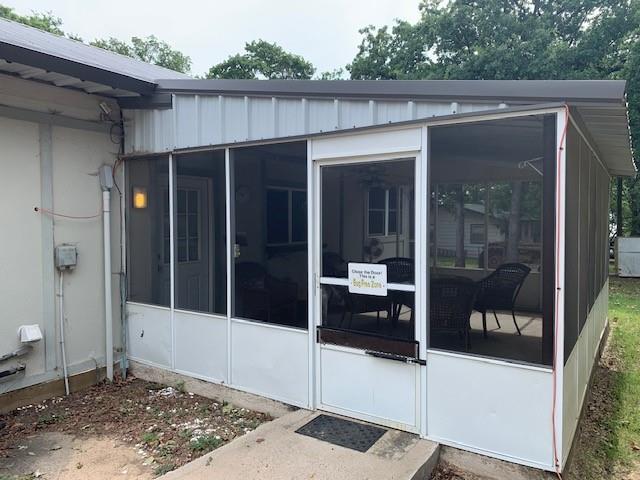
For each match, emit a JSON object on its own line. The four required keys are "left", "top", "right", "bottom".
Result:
{"left": 174, "top": 176, "right": 214, "bottom": 312}
{"left": 312, "top": 128, "right": 425, "bottom": 433}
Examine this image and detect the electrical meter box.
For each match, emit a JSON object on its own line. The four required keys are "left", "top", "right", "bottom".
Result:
{"left": 55, "top": 244, "right": 77, "bottom": 270}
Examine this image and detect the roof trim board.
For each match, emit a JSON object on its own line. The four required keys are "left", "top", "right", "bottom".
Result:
{"left": 155, "top": 79, "right": 628, "bottom": 105}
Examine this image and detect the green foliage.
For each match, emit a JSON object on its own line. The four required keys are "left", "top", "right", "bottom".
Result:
{"left": 348, "top": 0, "right": 637, "bottom": 81}
{"left": 91, "top": 36, "right": 191, "bottom": 74}
{"left": 0, "top": 4, "right": 190, "bottom": 74}
{"left": 207, "top": 40, "right": 314, "bottom": 79}
{"left": 36, "top": 412, "right": 65, "bottom": 426}
{"left": 318, "top": 68, "right": 345, "bottom": 80}
{"left": 141, "top": 431, "right": 160, "bottom": 445}
{"left": 0, "top": 5, "right": 64, "bottom": 35}
{"left": 189, "top": 434, "right": 223, "bottom": 452}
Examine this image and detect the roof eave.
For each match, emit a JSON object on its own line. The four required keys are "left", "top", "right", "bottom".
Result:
{"left": 0, "top": 42, "right": 158, "bottom": 95}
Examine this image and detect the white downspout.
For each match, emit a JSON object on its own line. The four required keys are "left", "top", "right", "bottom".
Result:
{"left": 59, "top": 269, "right": 70, "bottom": 395}
{"left": 103, "top": 189, "right": 113, "bottom": 381}
{"left": 100, "top": 165, "right": 114, "bottom": 381}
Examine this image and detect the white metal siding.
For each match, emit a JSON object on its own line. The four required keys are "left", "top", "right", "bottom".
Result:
{"left": 562, "top": 281, "right": 608, "bottom": 467}
{"left": 124, "top": 95, "right": 504, "bottom": 154}
{"left": 427, "top": 351, "right": 555, "bottom": 470}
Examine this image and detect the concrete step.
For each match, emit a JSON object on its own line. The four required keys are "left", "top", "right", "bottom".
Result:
{"left": 439, "top": 446, "right": 556, "bottom": 480}
{"left": 163, "top": 409, "right": 440, "bottom": 480}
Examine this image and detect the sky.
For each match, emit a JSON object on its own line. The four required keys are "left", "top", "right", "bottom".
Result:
{"left": 4, "top": 0, "right": 422, "bottom": 76}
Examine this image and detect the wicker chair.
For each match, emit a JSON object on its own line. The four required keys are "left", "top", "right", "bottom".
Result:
{"left": 474, "top": 263, "right": 531, "bottom": 337}
{"left": 378, "top": 257, "right": 415, "bottom": 335}
{"left": 340, "top": 293, "right": 393, "bottom": 331}
{"left": 377, "top": 257, "right": 414, "bottom": 284}
{"left": 430, "top": 278, "right": 478, "bottom": 350}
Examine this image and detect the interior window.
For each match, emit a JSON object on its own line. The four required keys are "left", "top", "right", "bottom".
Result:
{"left": 266, "top": 187, "right": 307, "bottom": 245}
{"left": 367, "top": 187, "right": 401, "bottom": 236}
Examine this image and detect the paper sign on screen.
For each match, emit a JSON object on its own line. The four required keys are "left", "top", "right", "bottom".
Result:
{"left": 348, "top": 262, "right": 387, "bottom": 296}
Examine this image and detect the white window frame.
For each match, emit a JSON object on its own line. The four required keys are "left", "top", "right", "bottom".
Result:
{"left": 266, "top": 185, "right": 307, "bottom": 247}
{"left": 366, "top": 186, "right": 403, "bottom": 237}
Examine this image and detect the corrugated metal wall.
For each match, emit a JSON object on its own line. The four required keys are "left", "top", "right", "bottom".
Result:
{"left": 124, "top": 94, "right": 503, "bottom": 154}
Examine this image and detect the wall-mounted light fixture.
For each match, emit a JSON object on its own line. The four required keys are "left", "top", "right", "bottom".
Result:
{"left": 133, "top": 187, "right": 148, "bottom": 209}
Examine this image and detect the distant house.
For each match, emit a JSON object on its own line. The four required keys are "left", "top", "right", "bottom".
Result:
{"left": 0, "top": 17, "right": 634, "bottom": 474}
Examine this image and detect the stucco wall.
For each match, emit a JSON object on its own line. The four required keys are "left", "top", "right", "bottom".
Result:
{"left": 0, "top": 76, "right": 121, "bottom": 394}
{"left": 0, "top": 117, "right": 45, "bottom": 378}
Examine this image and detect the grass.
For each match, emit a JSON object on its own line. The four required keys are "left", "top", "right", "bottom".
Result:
{"left": 567, "top": 276, "right": 640, "bottom": 479}
{"left": 141, "top": 431, "right": 160, "bottom": 446}
{"left": 603, "top": 278, "right": 640, "bottom": 467}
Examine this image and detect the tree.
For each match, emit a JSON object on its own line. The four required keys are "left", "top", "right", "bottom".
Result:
{"left": 91, "top": 36, "right": 191, "bottom": 74}
{"left": 207, "top": 40, "right": 314, "bottom": 79}
{"left": 348, "top": 0, "right": 640, "bottom": 235}
{"left": 318, "top": 68, "right": 345, "bottom": 80}
{"left": 0, "top": 5, "right": 64, "bottom": 35}
{"left": 0, "top": 4, "right": 191, "bottom": 74}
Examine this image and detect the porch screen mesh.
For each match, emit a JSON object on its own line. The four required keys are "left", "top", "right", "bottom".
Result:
{"left": 564, "top": 125, "right": 611, "bottom": 363}
{"left": 564, "top": 125, "right": 580, "bottom": 359}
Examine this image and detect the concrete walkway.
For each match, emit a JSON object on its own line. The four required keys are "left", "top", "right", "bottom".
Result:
{"left": 163, "top": 409, "right": 439, "bottom": 480}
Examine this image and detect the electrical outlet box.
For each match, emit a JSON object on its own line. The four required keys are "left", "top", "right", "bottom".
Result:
{"left": 55, "top": 244, "right": 77, "bottom": 270}
{"left": 98, "top": 164, "right": 113, "bottom": 191}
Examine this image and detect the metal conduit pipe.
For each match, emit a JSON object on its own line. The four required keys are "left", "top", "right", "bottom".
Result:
{"left": 99, "top": 165, "right": 114, "bottom": 382}
{"left": 59, "top": 269, "right": 70, "bottom": 395}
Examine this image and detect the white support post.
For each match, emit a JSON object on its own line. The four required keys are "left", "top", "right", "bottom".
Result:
{"left": 419, "top": 125, "right": 429, "bottom": 437}
{"left": 307, "top": 140, "right": 315, "bottom": 409}
{"left": 169, "top": 154, "right": 176, "bottom": 370}
{"left": 553, "top": 108, "right": 567, "bottom": 469}
{"left": 225, "top": 148, "right": 233, "bottom": 384}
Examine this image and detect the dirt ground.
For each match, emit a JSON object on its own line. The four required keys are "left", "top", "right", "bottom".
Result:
{"left": 430, "top": 464, "right": 486, "bottom": 480}
{"left": 0, "top": 375, "right": 271, "bottom": 479}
